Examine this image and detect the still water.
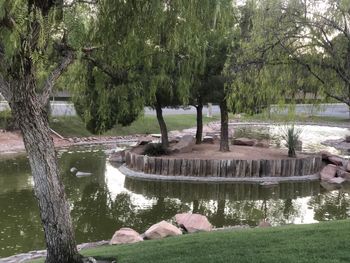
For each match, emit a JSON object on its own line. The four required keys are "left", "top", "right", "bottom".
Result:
{"left": 1, "top": 125, "right": 350, "bottom": 258}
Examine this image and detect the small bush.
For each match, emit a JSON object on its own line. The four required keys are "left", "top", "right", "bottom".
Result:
{"left": 143, "top": 143, "right": 168, "bottom": 156}
{"left": 281, "top": 125, "right": 302, "bottom": 158}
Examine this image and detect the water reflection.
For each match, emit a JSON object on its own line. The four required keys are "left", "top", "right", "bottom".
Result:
{"left": 1, "top": 123, "right": 350, "bottom": 257}
{"left": 124, "top": 178, "right": 319, "bottom": 227}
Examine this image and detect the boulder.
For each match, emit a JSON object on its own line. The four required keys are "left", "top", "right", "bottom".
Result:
{"left": 345, "top": 135, "right": 350, "bottom": 143}
{"left": 337, "top": 168, "right": 350, "bottom": 181}
{"left": 110, "top": 228, "right": 143, "bottom": 245}
{"left": 258, "top": 220, "right": 272, "bottom": 228}
{"left": 175, "top": 213, "right": 212, "bottom": 233}
{"left": 320, "top": 164, "right": 337, "bottom": 181}
{"left": 328, "top": 155, "right": 344, "bottom": 166}
{"left": 168, "top": 135, "right": 195, "bottom": 153}
{"left": 202, "top": 136, "right": 215, "bottom": 144}
{"left": 144, "top": 221, "right": 182, "bottom": 240}
{"left": 232, "top": 138, "right": 256, "bottom": 146}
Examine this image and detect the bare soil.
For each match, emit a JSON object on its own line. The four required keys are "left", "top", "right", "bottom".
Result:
{"left": 0, "top": 131, "right": 71, "bottom": 154}
{"left": 166, "top": 143, "right": 308, "bottom": 160}
{"left": 0, "top": 131, "right": 148, "bottom": 156}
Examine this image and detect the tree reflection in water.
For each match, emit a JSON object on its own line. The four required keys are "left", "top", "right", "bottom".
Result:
{"left": 1, "top": 147, "right": 350, "bottom": 258}
{"left": 309, "top": 183, "right": 350, "bottom": 221}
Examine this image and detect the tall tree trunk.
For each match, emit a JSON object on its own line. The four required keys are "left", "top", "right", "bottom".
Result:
{"left": 155, "top": 97, "right": 169, "bottom": 148}
{"left": 195, "top": 102, "right": 203, "bottom": 144}
{"left": 219, "top": 99, "right": 230, "bottom": 152}
{"left": 10, "top": 82, "right": 82, "bottom": 263}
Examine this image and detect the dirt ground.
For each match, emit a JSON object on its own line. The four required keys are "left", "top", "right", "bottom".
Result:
{"left": 167, "top": 143, "right": 308, "bottom": 160}
{"left": 0, "top": 131, "right": 71, "bottom": 154}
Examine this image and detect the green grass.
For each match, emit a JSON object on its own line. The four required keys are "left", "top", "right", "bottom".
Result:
{"left": 32, "top": 220, "right": 350, "bottom": 263}
{"left": 49, "top": 116, "right": 92, "bottom": 137}
{"left": 50, "top": 114, "right": 220, "bottom": 137}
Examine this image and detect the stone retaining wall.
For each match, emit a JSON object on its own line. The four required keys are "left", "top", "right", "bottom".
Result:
{"left": 125, "top": 151, "right": 322, "bottom": 178}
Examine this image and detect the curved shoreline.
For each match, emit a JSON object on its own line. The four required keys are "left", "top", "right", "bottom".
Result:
{"left": 119, "top": 164, "right": 320, "bottom": 183}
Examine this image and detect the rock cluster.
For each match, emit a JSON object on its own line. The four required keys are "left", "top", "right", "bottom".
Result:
{"left": 109, "top": 213, "right": 214, "bottom": 245}
{"left": 320, "top": 151, "right": 350, "bottom": 185}
{"left": 168, "top": 135, "right": 196, "bottom": 153}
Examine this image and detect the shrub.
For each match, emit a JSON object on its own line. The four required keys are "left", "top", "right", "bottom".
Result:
{"left": 281, "top": 125, "right": 302, "bottom": 157}
{"left": 143, "top": 143, "right": 168, "bottom": 156}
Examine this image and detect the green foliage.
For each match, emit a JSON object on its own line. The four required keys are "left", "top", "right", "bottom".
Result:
{"left": 281, "top": 125, "right": 302, "bottom": 158}
{"left": 0, "top": 109, "right": 16, "bottom": 131}
{"left": 49, "top": 116, "right": 92, "bottom": 137}
{"left": 143, "top": 143, "right": 168, "bottom": 156}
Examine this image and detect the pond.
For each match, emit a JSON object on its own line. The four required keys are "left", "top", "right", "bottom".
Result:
{"left": 1, "top": 124, "right": 350, "bottom": 258}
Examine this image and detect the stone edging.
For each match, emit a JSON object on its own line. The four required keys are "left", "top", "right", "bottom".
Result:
{"left": 119, "top": 164, "right": 320, "bottom": 183}
{"left": 125, "top": 150, "right": 322, "bottom": 179}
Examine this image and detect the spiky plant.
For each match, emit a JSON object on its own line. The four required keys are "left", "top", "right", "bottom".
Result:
{"left": 281, "top": 125, "right": 302, "bottom": 158}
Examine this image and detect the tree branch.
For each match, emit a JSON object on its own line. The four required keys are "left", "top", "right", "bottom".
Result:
{"left": 41, "top": 49, "right": 75, "bottom": 106}
{"left": 82, "top": 55, "right": 129, "bottom": 86}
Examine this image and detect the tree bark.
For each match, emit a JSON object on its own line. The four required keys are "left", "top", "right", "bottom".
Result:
{"left": 219, "top": 99, "right": 230, "bottom": 152}
{"left": 155, "top": 97, "right": 169, "bottom": 148}
{"left": 10, "top": 81, "right": 82, "bottom": 263}
{"left": 195, "top": 102, "right": 203, "bottom": 144}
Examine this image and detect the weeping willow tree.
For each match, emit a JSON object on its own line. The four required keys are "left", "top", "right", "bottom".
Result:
{"left": 0, "top": 0, "right": 88, "bottom": 262}
{"left": 59, "top": 0, "right": 146, "bottom": 135}
{"left": 225, "top": 0, "right": 310, "bottom": 120}
{"left": 187, "top": 0, "right": 236, "bottom": 148}
{"left": 69, "top": 0, "right": 237, "bottom": 149}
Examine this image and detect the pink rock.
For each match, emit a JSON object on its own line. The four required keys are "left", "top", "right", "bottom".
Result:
{"left": 109, "top": 228, "right": 143, "bottom": 245}
{"left": 169, "top": 135, "right": 195, "bottom": 153}
{"left": 175, "top": 213, "right": 212, "bottom": 233}
{"left": 320, "top": 164, "right": 337, "bottom": 181}
{"left": 144, "top": 221, "right": 182, "bottom": 240}
{"left": 328, "top": 155, "right": 344, "bottom": 166}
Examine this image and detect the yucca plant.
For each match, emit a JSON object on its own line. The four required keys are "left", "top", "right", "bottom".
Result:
{"left": 281, "top": 125, "right": 302, "bottom": 158}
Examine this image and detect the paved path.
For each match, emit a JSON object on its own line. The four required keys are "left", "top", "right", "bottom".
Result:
{"left": 1, "top": 101, "right": 349, "bottom": 118}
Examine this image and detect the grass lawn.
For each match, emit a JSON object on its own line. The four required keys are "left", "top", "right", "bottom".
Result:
{"left": 49, "top": 114, "right": 220, "bottom": 137}
{"left": 32, "top": 220, "right": 350, "bottom": 263}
